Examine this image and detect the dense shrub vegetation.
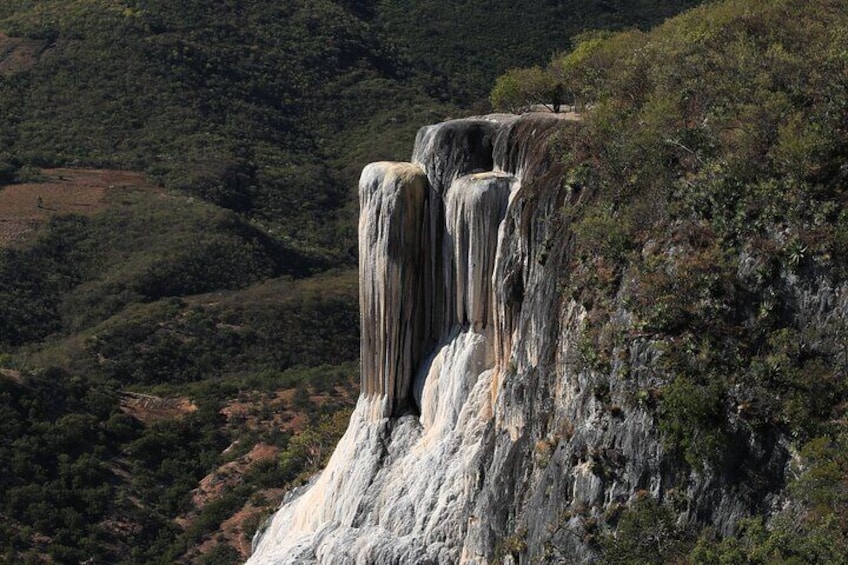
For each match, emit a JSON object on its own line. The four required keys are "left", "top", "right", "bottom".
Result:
{"left": 0, "top": 0, "right": 707, "bottom": 561}
{"left": 493, "top": 0, "right": 848, "bottom": 559}
{"left": 375, "top": 0, "right": 702, "bottom": 100}
{"left": 0, "top": 367, "right": 227, "bottom": 562}
{"left": 0, "top": 190, "right": 325, "bottom": 345}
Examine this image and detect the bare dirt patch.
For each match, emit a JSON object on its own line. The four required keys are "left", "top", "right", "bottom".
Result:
{"left": 215, "top": 490, "right": 286, "bottom": 558}
{"left": 0, "top": 168, "right": 155, "bottom": 247}
{"left": 191, "top": 443, "right": 281, "bottom": 510}
{"left": 0, "top": 32, "right": 45, "bottom": 75}
{"left": 178, "top": 441, "right": 285, "bottom": 561}
{"left": 222, "top": 385, "right": 354, "bottom": 437}
{"left": 120, "top": 392, "right": 198, "bottom": 424}
{"left": 522, "top": 106, "right": 582, "bottom": 121}
{"left": 180, "top": 382, "right": 356, "bottom": 560}
{"left": 0, "top": 368, "right": 23, "bottom": 383}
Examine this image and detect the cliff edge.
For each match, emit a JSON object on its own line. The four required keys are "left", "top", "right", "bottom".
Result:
{"left": 249, "top": 108, "right": 847, "bottom": 563}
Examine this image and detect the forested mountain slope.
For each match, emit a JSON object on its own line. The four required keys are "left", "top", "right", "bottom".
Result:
{"left": 0, "top": 0, "right": 451, "bottom": 248}
{"left": 375, "top": 0, "right": 702, "bottom": 99}
{"left": 0, "top": 0, "right": 701, "bottom": 562}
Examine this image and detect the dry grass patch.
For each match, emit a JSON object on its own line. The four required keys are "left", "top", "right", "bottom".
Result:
{"left": 0, "top": 32, "right": 43, "bottom": 75}
{"left": 120, "top": 392, "right": 197, "bottom": 424}
{"left": 0, "top": 168, "right": 156, "bottom": 246}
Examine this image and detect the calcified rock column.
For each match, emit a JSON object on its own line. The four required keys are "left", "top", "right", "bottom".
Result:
{"left": 444, "top": 172, "right": 514, "bottom": 330}
{"left": 413, "top": 115, "right": 515, "bottom": 341}
{"left": 248, "top": 114, "right": 566, "bottom": 565}
{"left": 414, "top": 171, "right": 515, "bottom": 431}
{"left": 359, "top": 162, "right": 428, "bottom": 418}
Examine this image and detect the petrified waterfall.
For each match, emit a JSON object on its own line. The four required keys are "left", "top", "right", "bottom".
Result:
{"left": 358, "top": 162, "right": 428, "bottom": 419}
{"left": 249, "top": 109, "right": 824, "bottom": 564}
{"left": 248, "top": 113, "right": 566, "bottom": 564}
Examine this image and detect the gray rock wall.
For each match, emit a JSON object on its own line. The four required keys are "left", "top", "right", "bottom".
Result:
{"left": 247, "top": 112, "right": 835, "bottom": 563}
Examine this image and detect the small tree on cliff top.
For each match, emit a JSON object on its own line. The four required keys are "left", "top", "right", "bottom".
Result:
{"left": 490, "top": 31, "right": 628, "bottom": 114}
{"left": 490, "top": 66, "right": 564, "bottom": 113}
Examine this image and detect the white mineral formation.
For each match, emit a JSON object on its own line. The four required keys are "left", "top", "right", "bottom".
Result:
{"left": 443, "top": 172, "right": 514, "bottom": 331}
{"left": 248, "top": 109, "right": 816, "bottom": 564}
{"left": 248, "top": 115, "right": 525, "bottom": 564}
{"left": 358, "top": 162, "right": 428, "bottom": 419}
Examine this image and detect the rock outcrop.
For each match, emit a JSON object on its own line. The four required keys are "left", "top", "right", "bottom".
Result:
{"left": 358, "top": 162, "right": 428, "bottom": 419}
{"left": 247, "top": 112, "right": 819, "bottom": 563}
{"left": 248, "top": 113, "right": 563, "bottom": 563}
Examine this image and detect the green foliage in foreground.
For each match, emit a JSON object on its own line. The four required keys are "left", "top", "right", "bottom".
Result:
{"left": 538, "top": 0, "right": 848, "bottom": 460}
{"left": 491, "top": 0, "right": 848, "bottom": 559}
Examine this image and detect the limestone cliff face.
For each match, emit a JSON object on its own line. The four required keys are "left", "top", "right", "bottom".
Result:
{"left": 358, "top": 162, "right": 428, "bottom": 419}
{"left": 247, "top": 112, "right": 823, "bottom": 564}
{"left": 246, "top": 113, "right": 560, "bottom": 563}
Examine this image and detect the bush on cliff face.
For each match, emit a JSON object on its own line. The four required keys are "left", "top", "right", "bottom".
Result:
{"left": 688, "top": 432, "right": 848, "bottom": 563}
{"left": 495, "top": 0, "right": 848, "bottom": 558}
{"left": 555, "top": 0, "right": 848, "bottom": 454}
{"left": 600, "top": 497, "right": 691, "bottom": 564}
{"left": 561, "top": 0, "right": 844, "bottom": 444}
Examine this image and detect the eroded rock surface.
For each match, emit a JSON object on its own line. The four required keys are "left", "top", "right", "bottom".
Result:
{"left": 249, "top": 114, "right": 560, "bottom": 563}
{"left": 248, "top": 112, "right": 810, "bottom": 564}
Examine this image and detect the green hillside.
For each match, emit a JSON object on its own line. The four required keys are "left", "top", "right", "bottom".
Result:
{"left": 375, "top": 0, "right": 703, "bottom": 99}
{"left": 0, "top": 0, "right": 705, "bottom": 561}
{"left": 493, "top": 0, "right": 848, "bottom": 561}
{"left": 0, "top": 0, "right": 457, "bottom": 253}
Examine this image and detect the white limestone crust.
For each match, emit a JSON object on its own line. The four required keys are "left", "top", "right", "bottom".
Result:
{"left": 358, "top": 162, "right": 428, "bottom": 418}
{"left": 249, "top": 116, "right": 531, "bottom": 564}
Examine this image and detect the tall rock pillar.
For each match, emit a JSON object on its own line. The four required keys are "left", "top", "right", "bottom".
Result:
{"left": 358, "top": 161, "right": 429, "bottom": 418}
